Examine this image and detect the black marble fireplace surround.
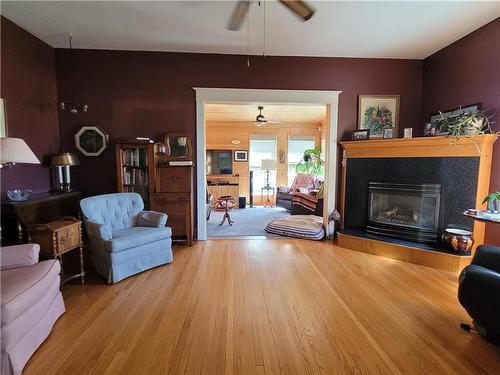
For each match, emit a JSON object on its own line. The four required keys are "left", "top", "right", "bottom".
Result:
{"left": 343, "top": 157, "right": 479, "bottom": 253}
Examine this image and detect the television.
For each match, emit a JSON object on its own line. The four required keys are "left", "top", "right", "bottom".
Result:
{"left": 206, "top": 150, "right": 233, "bottom": 175}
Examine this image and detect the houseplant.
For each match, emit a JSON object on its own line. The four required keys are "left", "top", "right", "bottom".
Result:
{"left": 296, "top": 146, "right": 325, "bottom": 177}
{"left": 439, "top": 108, "right": 494, "bottom": 137}
{"left": 483, "top": 191, "right": 500, "bottom": 213}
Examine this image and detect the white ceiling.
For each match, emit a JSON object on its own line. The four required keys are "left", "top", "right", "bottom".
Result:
{"left": 1, "top": 1, "right": 498, "bottom": 59}
{"left": 206, "top": 103, "right": 326, "bottom": 123}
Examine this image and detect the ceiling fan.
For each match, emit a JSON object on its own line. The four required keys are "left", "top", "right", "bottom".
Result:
{"left": 255, "top": 106, "right": 284, "bottom": 127}
{"left": 227, "top": 0, "right": 315, "bottom": 31}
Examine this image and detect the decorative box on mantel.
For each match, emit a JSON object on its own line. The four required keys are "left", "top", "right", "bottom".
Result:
{"left": 338, "top": 134, "right": 497, "bottom": 272}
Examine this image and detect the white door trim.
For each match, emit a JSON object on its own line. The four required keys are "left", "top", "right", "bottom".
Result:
{"left": 194, "top": 88, "right": 342, "bottom": 240}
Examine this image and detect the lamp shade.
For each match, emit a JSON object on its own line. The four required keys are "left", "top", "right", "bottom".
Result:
{"left": 0, "top": 137, "right": 40, "bottom": 165}
{"left": 261, "top": 159, "right": 276, "bottom": 171}
{"left": 51, "top": 152, "right": 80, "bottom": 166}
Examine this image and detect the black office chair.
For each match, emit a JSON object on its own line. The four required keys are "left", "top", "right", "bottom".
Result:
{"left": 458, "top": 244, "right": 500, "bottom": 343}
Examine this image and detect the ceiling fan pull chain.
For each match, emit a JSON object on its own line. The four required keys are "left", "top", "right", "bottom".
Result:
{"left": 247, "top": 0, "right": 250, "bottom": 67}
{"left": 263, "top": 0, "right": 266, "bottom": 57}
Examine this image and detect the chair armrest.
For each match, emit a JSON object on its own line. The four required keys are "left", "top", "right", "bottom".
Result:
{"left": 472, "top": 245, "right": 500, "bottom": 274}
{"left": 138, "top": 210, "right": 168, "bottom": 228}
{"left": 85, "top": 220, "right": 112, "bottom": 240}
{"left": 0, "top": 244, "right": 40, "bottom": 270}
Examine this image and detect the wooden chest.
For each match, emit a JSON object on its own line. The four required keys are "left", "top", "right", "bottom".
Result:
{"left": 29, "top": 217, "right": 82, "bottom": 258}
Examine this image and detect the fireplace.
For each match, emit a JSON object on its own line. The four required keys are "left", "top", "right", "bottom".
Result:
{"left": 366, "top": 182, "right": 441, "bottom": 243}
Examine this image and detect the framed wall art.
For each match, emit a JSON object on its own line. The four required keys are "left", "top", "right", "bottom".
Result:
{"left": 74, "top": 125, "right": 109, "bottom": 156}
{"left": 234, "top": 150, "right": 248, "bottom": 162}
{"left": 358, "top": 95, "right": 400, "bottom": 138}
{"left": 0, "top": 98, "right": 7, "bottom": 137}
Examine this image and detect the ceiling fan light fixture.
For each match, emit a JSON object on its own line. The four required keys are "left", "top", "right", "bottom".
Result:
{"left": 279, "top": 0, "right": 315, "bottom": 21}
{"left": 59, "top": 33, "right": 88, "bottom": 114}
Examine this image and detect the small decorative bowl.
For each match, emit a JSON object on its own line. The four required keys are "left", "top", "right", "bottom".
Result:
{"left": 7, "top": 189, "right": 33, "bottom": 201}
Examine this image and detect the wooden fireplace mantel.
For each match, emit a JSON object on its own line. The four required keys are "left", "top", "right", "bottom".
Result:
{"left": 338, "top": 134, "right": 498, "bottom": 272}
{"left": 340, "top": 134, "right": 497, "bottom": 159}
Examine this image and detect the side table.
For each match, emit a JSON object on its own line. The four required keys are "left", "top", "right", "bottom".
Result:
{"left": 28, "top": 216, "right": 85, "bottom": 284}
{"left": 261, "top": 186, "right": 275, "bottom": 208}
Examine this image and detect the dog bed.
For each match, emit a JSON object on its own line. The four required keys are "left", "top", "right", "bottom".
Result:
{"left": 265, "top": 215, "right": 325, "bottom": 240}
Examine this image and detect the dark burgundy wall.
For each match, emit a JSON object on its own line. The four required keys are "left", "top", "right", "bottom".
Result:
{"left": 422, "top": 18, "right": 500, "bottom": 244}
{"left": 55, "top": 49, "right": 422, "bottom": 201}
{"left": 0, "top": 16, "right": 59, "bottom": 195}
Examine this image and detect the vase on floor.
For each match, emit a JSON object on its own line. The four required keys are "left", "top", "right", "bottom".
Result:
{"left": 441, "top": 229, "right": 474, "bottom": 253}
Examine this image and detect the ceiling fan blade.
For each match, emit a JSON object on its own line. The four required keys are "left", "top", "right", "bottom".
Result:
{"left": 279, "top": 0, "right": 315, "bottom": 22}
{"left": 227, "top": 1, "right": 250, "bottom": 31}
{"left": 266, "top": 120, "right": 285, "bottom": 124}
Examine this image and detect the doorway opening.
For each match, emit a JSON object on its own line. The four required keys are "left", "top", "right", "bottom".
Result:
{"left": 195, "top": 88, "right": 341, "bottom": 240}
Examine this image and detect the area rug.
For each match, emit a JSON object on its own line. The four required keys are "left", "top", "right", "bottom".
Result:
{"left": 207, "top": 207, "right": 290, "bottom": 237}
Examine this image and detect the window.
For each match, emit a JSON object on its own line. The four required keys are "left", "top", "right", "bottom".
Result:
{"left": 249, "top": 135, "right": 277, "bottom": 195}
{"left": 287, "top": 135, "right": 316, "bottom": 186}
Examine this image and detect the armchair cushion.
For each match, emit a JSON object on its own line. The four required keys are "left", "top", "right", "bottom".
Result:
{"left": 80, "top": 193, "right": 144, "bottom": 231}
{"left": 85, "top": 220, "right": 113, "bottom": 241}
{"left": 137, "top": 210, "right": 168, "bottom": 228}
{"left": 1, "top": 259, "right": 61, "bottom": 325}
{"left": 0, "top": 244, "right": 40, "bottom": 271}
{"left": 104, "top": 227, "right": 172, "bottom": 253}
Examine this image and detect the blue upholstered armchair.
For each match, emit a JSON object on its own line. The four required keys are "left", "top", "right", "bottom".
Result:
{"left": 80, "top": 193, "right": 173, "bottom": 283}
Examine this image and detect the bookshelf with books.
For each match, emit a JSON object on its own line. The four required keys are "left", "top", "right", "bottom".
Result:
{"left": 115, "top": 142, "right": 156, "bottom": 209}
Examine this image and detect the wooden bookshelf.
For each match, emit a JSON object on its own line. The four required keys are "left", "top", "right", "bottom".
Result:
{"left": 115, "top": 142, "right": 156, "bottom": 209}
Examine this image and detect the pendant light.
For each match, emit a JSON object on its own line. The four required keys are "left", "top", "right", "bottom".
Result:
{"left": 59, "top": 34, "right": 88, "bottom": 114}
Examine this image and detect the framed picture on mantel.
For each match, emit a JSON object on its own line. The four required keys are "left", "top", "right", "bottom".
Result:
{"left": 358, "top": 95, "right": 400, "bottom": 138}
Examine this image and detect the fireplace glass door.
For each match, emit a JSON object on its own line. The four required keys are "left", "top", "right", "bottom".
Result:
{"left": 367, "top": 182, "right": 441, "bottom": 243}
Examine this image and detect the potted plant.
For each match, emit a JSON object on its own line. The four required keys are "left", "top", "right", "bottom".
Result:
{"left": 296, "top": 147, "right": 325, "bottom": 178}
{"left": 483, "top": 191, "right": 500, "bottom": 213}
{"left": 439, "top": 108, "right": 494, "bottom": 137}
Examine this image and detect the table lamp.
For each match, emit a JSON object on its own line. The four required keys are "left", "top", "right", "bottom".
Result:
{"left": 51, "top": 152, "right": 80, "bottom": 191}
{"left": 261, "top": 159, "right": 276, "bottom": 189}
{"left": 0, "top": 137, "right": 40, "bottom": 168}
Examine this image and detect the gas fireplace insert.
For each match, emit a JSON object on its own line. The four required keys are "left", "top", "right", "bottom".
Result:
{"left": 366, "top": 182, "right": 441, "bottom": 243}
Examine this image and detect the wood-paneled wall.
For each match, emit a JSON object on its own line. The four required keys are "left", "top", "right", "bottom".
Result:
{"left": 206, "top": 121, "right": 322, "bottom": 204}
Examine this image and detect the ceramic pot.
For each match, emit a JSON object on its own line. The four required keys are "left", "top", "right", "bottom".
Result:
{"left": 441, "top": 229, "right": 474, "bottom": 253}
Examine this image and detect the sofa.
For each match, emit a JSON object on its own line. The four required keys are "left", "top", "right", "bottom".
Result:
{"left": 1, "top": 244, "right": 65, "bottom": 375}
{"left": 80, "top": 192, "right": 173, "bottom": 284}
{"left": 458, "top": 244, "right": 500, "bottom": 343}
{"left": 276, "top": 173, "right": 317, "bottom": 210}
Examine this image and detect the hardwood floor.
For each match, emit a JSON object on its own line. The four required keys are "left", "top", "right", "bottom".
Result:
{"left": 24, "top": 239, "right": 500, "bottom": 374}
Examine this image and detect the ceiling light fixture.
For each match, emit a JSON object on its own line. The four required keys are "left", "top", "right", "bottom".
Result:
{"left": 59, "top": 34, "right": 88, "bottom": 114}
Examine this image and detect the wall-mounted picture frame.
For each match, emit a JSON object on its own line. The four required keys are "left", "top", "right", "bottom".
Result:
{"left": 279, "top": 149, "right": 286, "bottom": 164}
{"left": 383, "top": 127, "right": 394, "bottom": 139}
{"left": 0, "top": 98, "right": 8, "bottom": 137}
{"left": 165, "top": 133, "right": 192, "bottom": 160}
{"left": 74, "top": 125, "right": 109, "bottom": 156}
{"left": 352, "top": 129, "right": 370, "bottom": 141}
{"left": 358, "top": 95, "right": 400, "bottom": 138}
{"left": 234, "top": 150, "right": 248, "bottom": 162}
{"left": 430, "top": 103, "right": 480, "bottom": 135}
